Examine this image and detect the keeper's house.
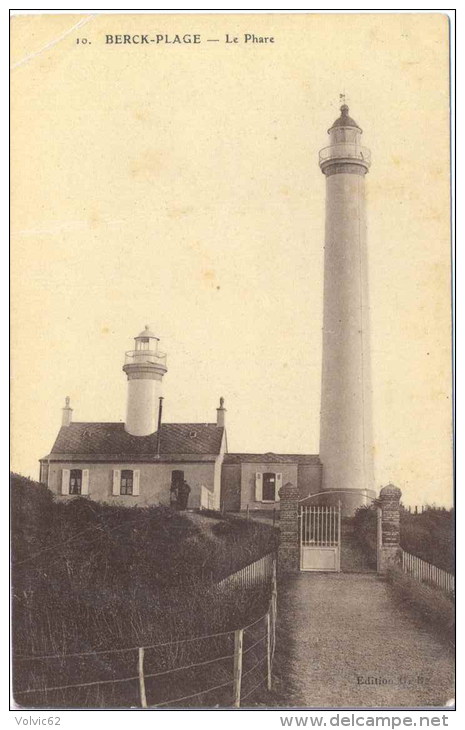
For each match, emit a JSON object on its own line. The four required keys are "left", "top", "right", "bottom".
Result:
{"left": 39, "top": 327, "right": 322, "bottom": 511}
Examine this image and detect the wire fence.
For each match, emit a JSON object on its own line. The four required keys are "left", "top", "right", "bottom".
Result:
{"left": 13, "top": 553, "right": 277, "bottom": 708}
{"left": 401, "top": 550, "right": 454, "bottom": 596}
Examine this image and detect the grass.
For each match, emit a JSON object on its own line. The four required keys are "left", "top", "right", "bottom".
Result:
{"left": 386, "top": 569, "right": 455, "bottom": 647}
{"left": 14, "top": 583, "right": 271, "bottom": 708}
{"left": 11, "top": 473, "right": 277, "bottom": 708}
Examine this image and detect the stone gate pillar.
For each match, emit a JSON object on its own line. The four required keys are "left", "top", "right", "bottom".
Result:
{"left": 278, "top": 481, "right": 299, "bottom": 574}
{"left": 378, "top": 484, "right": 402, "bottom": 573}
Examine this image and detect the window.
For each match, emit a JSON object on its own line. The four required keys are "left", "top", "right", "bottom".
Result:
{"left": 62, "top": 469, "right": 89, "bottom": 496}
{"left": 112, "top": 469, "right": 140, "bottom": 496}
{"left": 255, "top": 471, "right": 282, "bottom": 503}
{"left": 262, "top": 472, "right": 276, "bottom": 501}
{"left": 69, "top": 469, "right": 82, "bottom": 495}
{"left": 120, "top": 469, "right": 133, "bottom": 495}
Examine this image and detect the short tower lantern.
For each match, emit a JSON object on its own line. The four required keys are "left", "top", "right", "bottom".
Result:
{"left": 122, "top": 325, "right": 168, "bottom": 436}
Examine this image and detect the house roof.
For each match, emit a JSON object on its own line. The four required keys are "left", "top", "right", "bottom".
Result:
{"left": 44, "top": 422, "right": 224, "bottom": 461}
{"left": 223, "top": 453, "right": 321, "bottom": 465}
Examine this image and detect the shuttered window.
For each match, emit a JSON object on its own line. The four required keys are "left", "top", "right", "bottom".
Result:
{"left": 120, "top": 470, "right": 133, "bottom": 495}
{"left": 113, "top": 469, "right": 141, "bottom": 496}
{"left": 257, "top": 472, "right": 283, "bottom": 502}
{"left": 262, "top": 472, "right": 276, "bottom": 501}
{"left": 69, "top": 469, "right": 82, "bottom": 495}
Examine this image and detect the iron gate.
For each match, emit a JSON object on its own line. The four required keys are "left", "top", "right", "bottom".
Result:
{"left": 299, "top": 503, "right": 341, "bottom": 572}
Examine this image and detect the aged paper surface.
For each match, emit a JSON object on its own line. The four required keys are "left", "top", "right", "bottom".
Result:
{"left": 11, "top": 12, "right": 453, "bottom": 711}
{"left": 11, "top": 12, "right": 451, "bottom": 507}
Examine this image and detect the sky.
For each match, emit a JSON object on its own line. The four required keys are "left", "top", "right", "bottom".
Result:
{"left": 11, "top": 13, "right": 452, "bottom": 506}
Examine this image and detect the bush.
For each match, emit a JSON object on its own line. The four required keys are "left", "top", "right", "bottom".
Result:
{"left": 210, "top": 516, "right": 278, "bottom": 579}
{"left": 351, "top": 503, "right": 454, "bottom": 576}
{"left": 11, "top": 473, "right": 55, "bottom": 563}
{"left": 400, "top": 506, "right": 454, "bottom": 573}
{"left": 352, "top": 504, "right": 378, "bottom": 567}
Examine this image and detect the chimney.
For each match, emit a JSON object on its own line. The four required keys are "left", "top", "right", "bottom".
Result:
{"left": 156, "top": 397, "right": 164, "bottom": 458}
{"left": 216, "top": 397, "right": 226, "bottom": 428}
{"left": 62, "top": 396, "right": 73, "bottom": 427}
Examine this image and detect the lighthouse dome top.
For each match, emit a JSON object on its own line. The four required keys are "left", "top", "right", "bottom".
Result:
{"left": 136, "top": 325, "right": 159, "bottom": 340}
{"left": 329, "top": 104, "right": 361, "bottom": 132}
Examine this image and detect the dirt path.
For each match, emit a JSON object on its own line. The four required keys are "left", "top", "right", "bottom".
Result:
{"left": 263, "top": 573, "right": 454, "bottom": 708}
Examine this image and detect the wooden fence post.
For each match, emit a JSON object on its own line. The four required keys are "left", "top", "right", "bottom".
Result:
{"left": 266, "top": 611, "right": 272, "bottom": 690}
{"left": 138, "top": 647, "right": 147, "bottom": 708}
{"left": 233, "top": 628, "right": 244, "bottom": 707}
{"left": 271, "top": 558, "right": 277, "bottom": 659}
{"left": 376, "top": 506, "right": 382, "bottom": 573}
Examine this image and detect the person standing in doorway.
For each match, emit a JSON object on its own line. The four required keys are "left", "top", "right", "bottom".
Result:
{"left": 170, "top": 480, "right": 179, "bottom": 510}
{"left": 177, "top": 480, "right": 191, "bottom": 511}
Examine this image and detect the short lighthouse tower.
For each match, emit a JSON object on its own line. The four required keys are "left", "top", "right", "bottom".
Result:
{"left": 319, "top": 104, "right": 376, "bottom": 515}
{"left": 122, "top": 325, "right": 168, "bottom": 436}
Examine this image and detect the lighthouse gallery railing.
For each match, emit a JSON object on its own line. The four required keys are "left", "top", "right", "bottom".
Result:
{"left": 319, "top": 143, "right": 371, "bottom": 165}
{"left": 124, "top": 350, "right": 167, "bottom": 367}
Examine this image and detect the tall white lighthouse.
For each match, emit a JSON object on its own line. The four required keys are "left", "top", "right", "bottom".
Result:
{"left": 319, "top": 104, "right": 376, "bottom": 515}
{"left": 122, "top": 325, "right": 168, "bottom": 436}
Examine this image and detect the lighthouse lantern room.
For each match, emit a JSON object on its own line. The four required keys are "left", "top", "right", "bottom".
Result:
{"left": 122, "top": 325, "right": 168, "bottom": 436}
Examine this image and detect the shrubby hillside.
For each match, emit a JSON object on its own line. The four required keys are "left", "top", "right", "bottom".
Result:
{"left": 11, "top": 473, "right": 277, "bottom": 707}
